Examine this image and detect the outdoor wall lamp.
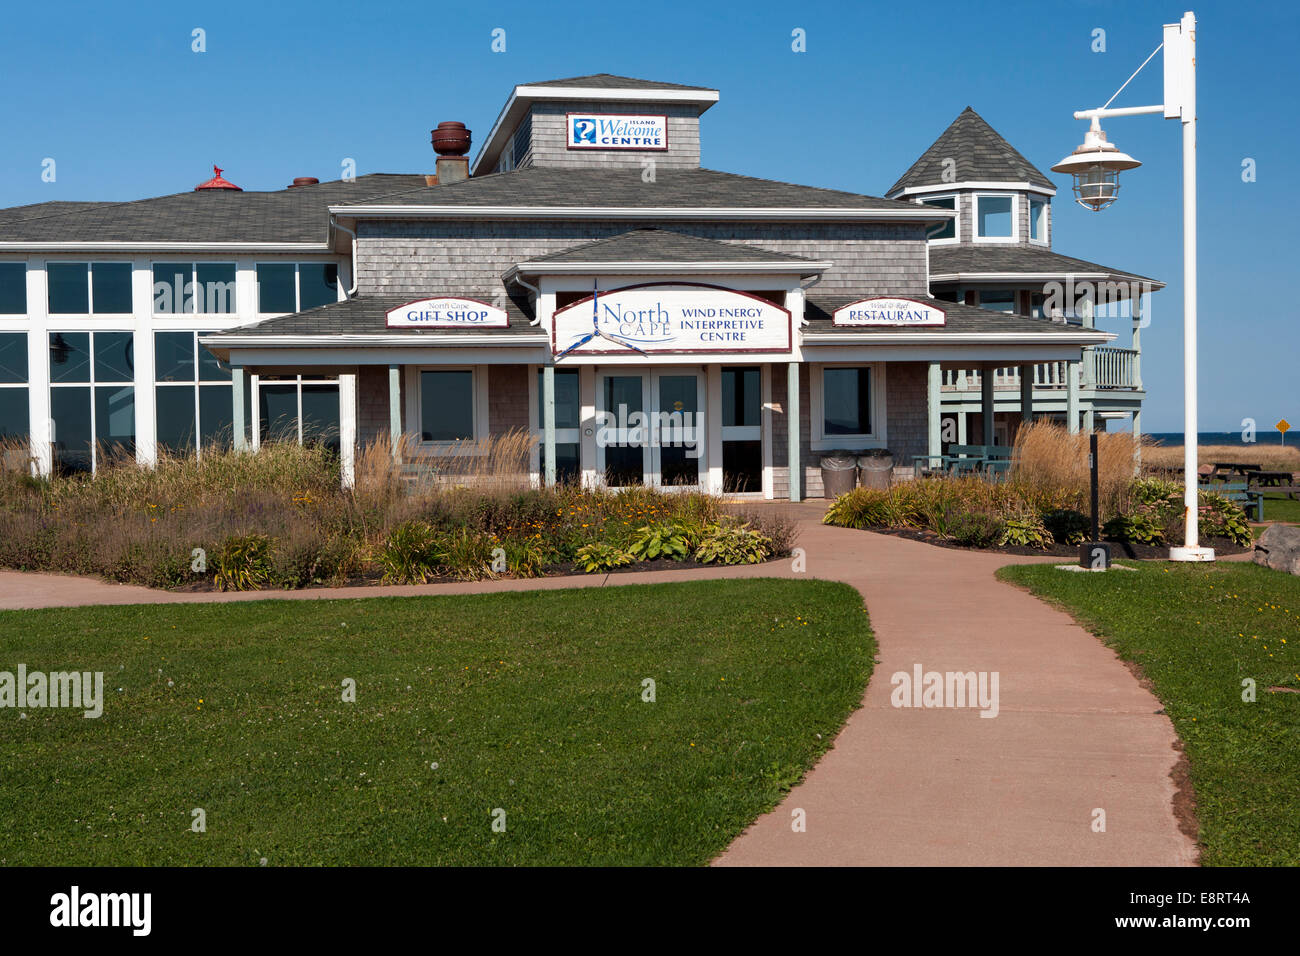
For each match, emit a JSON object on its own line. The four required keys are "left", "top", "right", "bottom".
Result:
{"left": 1050, "top": 117, "right": 1141, "bottom": 212}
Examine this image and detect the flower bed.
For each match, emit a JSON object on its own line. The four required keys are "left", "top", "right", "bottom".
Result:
{"left": 823, "top": 475, "right": 1253, "bottom": 557}
{"left": 0, "top": 441, "right": 795, "bottom": 591}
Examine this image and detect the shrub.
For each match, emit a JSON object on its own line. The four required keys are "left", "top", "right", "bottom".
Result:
{"left": 503, "top": 539, "right": 547, "bottom": 578}
{"left": 574, "top": 541, "right": 635, "bottom": 573}
{"left": 998, "top": 513, "right": 1053, "bottom": 549}
{"left": 272, "top": 531, "right": 354, "bottom": 589}
{"left": 1042, "top": 508, "right": 1091, "bottom": 545}
{"left": 1103, "top": 512, "right": 1165, "bottom": 545}
{"left": 628, "top": 523, "right": 693, "bottom": 561}
{"left": 695, "top": 522, "right": 773, "bottom": 565}
{"left": 946, "top": 512, "right": 1003, "bottom": 549}
{"left": 734, "top": 508, "right": 797, "bottom": 557}
{"left": 437, "top": 528, "right": 497, "bottom": 582}
{"left": 1131, "top": 476, "right": 1183, "bottom": 506}
{"left": 378, "top": 521, "right": 442, "bottom": 584}
{"left": 213, "top": 534, "right": 275, "bottom": 591}
{"left": 823, "top": 488, "right": 891, "bottom": 529}
{"left": 1198, "top": 492, "right": 1253, "bottom": 547}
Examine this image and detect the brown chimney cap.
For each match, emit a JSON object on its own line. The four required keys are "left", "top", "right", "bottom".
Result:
{"left": 432, "top": 121, "right": 472, "bottom": 157}
{"left": 288, "top": 177, "right": 320, "bottom": 188}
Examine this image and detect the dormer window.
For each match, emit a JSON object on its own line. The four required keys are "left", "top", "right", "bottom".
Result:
{"left": 1029, "top": 197, "right": 1048, "bottom": 244}
{"left": 974, "top": 194, "right": 1017, "bottom": 242}
{"left": 920, "top": 195, "right": 957, "bottom": 242}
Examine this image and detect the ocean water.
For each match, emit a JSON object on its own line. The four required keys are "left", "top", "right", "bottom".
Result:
{"left": 1145, "top": 432, "right": 1291, "bottom": 448}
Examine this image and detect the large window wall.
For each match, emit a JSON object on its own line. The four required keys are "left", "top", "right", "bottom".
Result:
{"left": 48, "top": 331, "right": 135, "bottom": 473}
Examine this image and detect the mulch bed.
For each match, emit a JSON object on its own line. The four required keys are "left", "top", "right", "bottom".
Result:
{"left": 866, "top": 526, "right": 1253, "bottom": 559}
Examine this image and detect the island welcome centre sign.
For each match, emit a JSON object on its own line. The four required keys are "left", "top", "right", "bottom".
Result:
{"left": 567, "top": 113, "right": 668, "bottom": 151}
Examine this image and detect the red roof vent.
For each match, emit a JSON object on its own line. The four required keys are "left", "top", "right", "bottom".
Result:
{"left": 194, "top": 165, "right": 242, "bottom": 191}
{"left": 288, "top": 177, "right": 320, "bottom": 188}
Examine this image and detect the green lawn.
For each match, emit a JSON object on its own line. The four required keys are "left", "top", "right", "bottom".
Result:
{"left": 999, "top": 560, "right": 1300, "bottom": 866}
{"left": 1259, "top": 492, "right": 1300, "bottom": 524}
{"left": 0, "top": 578, "right": 872, "bottom": 866}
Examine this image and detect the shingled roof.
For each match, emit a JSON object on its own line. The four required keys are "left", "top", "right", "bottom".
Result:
{"left": 802, "top": 295, "right": 1110, "bottom": 340}
{"left": 524, "top": 73, "right": 715, "bottom": 91}
{"left": 888, "top": 107, "right": 1053, "bottom": 196}
{"left": 334, "top": 166, "right": 940, "bottom": 214}
{"left": 928, "top": 245, "right": 1162, "bottom": 287}
{"left": 0, "top": 174, "right": 430, "bottom": 245}
{"left": 202, "top": 290, "right": 539, "bottom": 350}
{"left": 521, "top": 228, "right": 821, "bottom": 266}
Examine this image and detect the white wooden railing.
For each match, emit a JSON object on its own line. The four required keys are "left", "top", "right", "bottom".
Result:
{"left": 942, "top": 347, "right": 1139, "bottom": 392}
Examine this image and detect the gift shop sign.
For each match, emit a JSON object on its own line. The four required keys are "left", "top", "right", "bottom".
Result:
{"left": 566, "top": 113, "right": 668, "bottom": 151}
{"left": 552, "top": 284, "right": 791, "bottom": 356}
{"left": 832, "top": 297, "right": 946, "bottom": 327}
{"left": 386, "top": 297, "right": 509, "bottom": 329}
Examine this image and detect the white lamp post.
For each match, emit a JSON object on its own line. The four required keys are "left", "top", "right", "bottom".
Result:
{"left": 1052, "top": 10, "right": 1212, "bottom": 562}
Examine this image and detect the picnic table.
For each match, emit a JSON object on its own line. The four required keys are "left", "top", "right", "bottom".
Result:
{"left": 1210, "top": 461, "right": 1262, "bottom": 481}
{"left": 912, "top": 445, "right": 1013, "bottom": 479}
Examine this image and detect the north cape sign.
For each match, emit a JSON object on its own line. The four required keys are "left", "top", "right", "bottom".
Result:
{"left": 566, "top": 113, "right": 668, "bottom": 151}
{"left": 552, "top": 284, "right": 791, "bottom": 357}
{"left": 386, "top": 296, "right": 509, "bottom": 329}
{"left": 832, "top": 297, "right": 946, "bottom": 327}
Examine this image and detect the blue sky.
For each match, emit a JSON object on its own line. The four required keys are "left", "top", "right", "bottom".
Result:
{"left": 1, "top": 0, "right": 1294, "bottom": 432}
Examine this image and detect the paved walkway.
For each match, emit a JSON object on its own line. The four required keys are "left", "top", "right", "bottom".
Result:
{"left": 0, "top": 503, "right": 1198, "bottom": 866}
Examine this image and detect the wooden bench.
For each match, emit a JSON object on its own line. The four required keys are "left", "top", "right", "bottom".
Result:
{"left": 912, "top": 445, "right": 1012, "bottom": 478}
{"left": 1201, "top": 481, "right": 1264, "bottom": 521}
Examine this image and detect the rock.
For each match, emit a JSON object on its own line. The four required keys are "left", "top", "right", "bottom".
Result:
{"left": 1254, "top": 524, "right": 1300, "bottom": 575}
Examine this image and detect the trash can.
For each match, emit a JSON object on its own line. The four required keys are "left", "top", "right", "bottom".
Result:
{"left": 857, "top": 449, "right": 894, "bottom": 490}
{"left": 820, "top": 453, "right": 858, "bottom": 499}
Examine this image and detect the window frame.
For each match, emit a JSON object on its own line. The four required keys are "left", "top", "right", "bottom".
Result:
{"left": 918, "top": 193, "right": 959, "bottom": 244}
{"left": 809, "top": 362, "right": 889, "bottom": 451}
{"left": 250, "top": 372, "right": 341, "bottom": 450}
{"left": 1028, "top": 197, "right": 1049, "bottom": 245}
{"left": 150, "top": 262, "right": 239, "bottom": 316}
{"left": 254, "top": 261, "right": 342, "bottom": 316}
{"left": 972, "top": 192, "right": 1019, "bottom": 244}
{"left": 46, "top": 260, "right": 135, "bottom": 317}
{"left": 0, "top": 261, "right": 27, "bottom": 315}
{"left": 153, "top": 329, "right": 234, "bottom": 458}
{"left": 405, "top": 364, "right": 489, "bottom": 453}
{"left": 47, "top": 328, "right": 136, "bottom": 473}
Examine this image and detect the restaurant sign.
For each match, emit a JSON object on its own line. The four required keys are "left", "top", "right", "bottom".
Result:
{"left": 386, "top": 296, "right": 509, "bottom": 329}
{"left": 566, "top": 113, "right": 668, "bottom": 151}
{"left": 832, "top": 297, "right": 946, "bottom": 327}
{"left": 552, "top": 284, "right": 791, "bottom": 357}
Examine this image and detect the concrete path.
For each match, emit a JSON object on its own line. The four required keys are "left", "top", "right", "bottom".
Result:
{"left": 0, "top": 503, "right": 1198, "bottom": 866}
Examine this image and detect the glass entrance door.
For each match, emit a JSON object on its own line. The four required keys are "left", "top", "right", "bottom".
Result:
{"left": 596, "top": 369, "right": 703, "bottom": 489}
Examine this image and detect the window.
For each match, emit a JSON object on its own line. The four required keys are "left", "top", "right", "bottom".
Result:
{"left": 256, "top": 263, "right": 340, "bottom": 314}
{"left": 48, "top": 330, "right": 135, "bottom": 473}
{"left": 921, "top": 195, "right": 957, "bottom": 241}
{"left": 537, "top": 368, "right": 580, "bottom": 483}
{"left": 810, "top": 363, "right": 886, "bottom": 451}
{"left": 978, "top": 290, "right": 1016, "bottom": 314}
{"left": 155, "top": 331, "right": 234, "bottom": 455}
{"left": 823, "top": 367, "right": 872, "bottom": 436}
{"left": 0, "top": 263, "right": 26, "bottom": 314}
{"left": 256, "top": 375, "right": 339, "bottom": 451}
{"left": 1029, "top": 198, "right": 1048, "bottom": 243}
{"left": 0, "top": 332, "right": 29, "bottom": 442}
{"left": 152, "top": 263, "right": 237, "bottom": 314}
{"left": 47, "top": 262, "right": 133, "bottom": 314}
{"left": 975, "top": 195, "right": 1016, "bottom": 241}
{"left": 420, "top": 370, "right": 474, "bottom": 442}
{"left": 722, "top": 366, "right": 762, "bottom": 492}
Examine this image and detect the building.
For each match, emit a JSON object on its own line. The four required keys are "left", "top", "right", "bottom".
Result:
{"left": 0, "top": 74, "right": 1156, "bottom": 498}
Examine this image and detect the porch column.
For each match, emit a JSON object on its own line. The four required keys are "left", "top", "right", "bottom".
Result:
{"left": 787, "top": 362, "right": 801, "bottom": 502}
{"left": 541, "top": 364, "right": 557, "bottom": 487}
{"left": 1084, "top": 407, "right": 1095, "bottom": 433}
{"left": 927, "top": 362, "right": 942, "bottom": 464}
{"left": 231, "top": 365, "right": 247, "bottom": 451}
{"left": 1131, "top": 295, "right": 1143, "bottom": 389}
{"left": 1066, "top": 359, "right": 1080, "bottom": 434}
{"left": 1019, "top": 363, "right": 1034, "bottom": 430}
{"left": 1132, "top": 408, "right": 1143, "bottom": 473}
{"left": 980, "top": 364, "right": 995, "bottom": 446}
{"left": 338, "top": 371, "right": 356, "bottom": 489}
{"left": 388, "top": 364, "right": 402, "bottom": 462}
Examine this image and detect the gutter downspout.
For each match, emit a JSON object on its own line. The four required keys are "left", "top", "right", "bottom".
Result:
{"left": 508, "top": 270, "right": 543, "bottom": 325}
{"left": 332, "top": 217, "right": 359, "bottom": 298}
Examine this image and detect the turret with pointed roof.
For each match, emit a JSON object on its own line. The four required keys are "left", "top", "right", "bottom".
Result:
{"left": 887, "top": 107, "right": 1052, "bottom": 197}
